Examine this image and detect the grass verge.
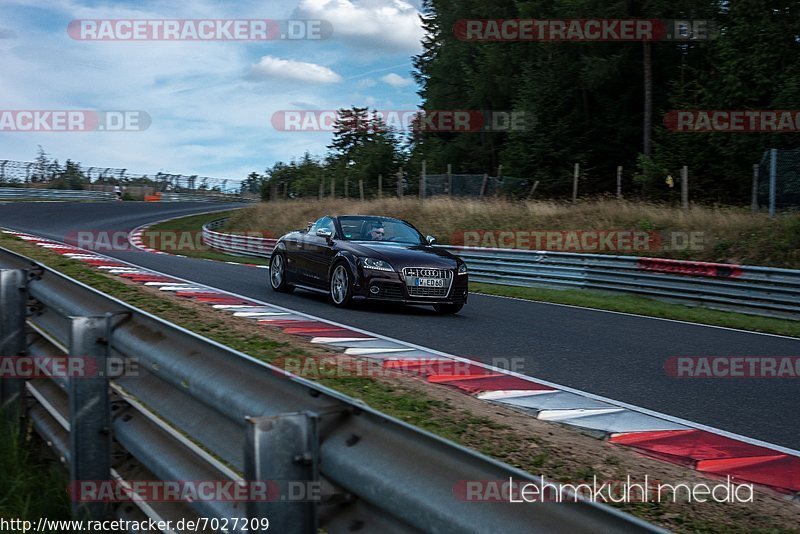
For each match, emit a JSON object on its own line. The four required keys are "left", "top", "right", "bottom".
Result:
{"left": 226, "top": 198, "right": 800, "bottom": 269}
{"left": 0, "top": 232, "right": 799, "bottom": 532}
{"left": 139, "top": 210, "right": 269, "bottom": 266}
{"left": 0, "top": 414, "right": 71, "bottom": 521}
{"left": 471, "top": 282, "right": 800, "bottom": 337}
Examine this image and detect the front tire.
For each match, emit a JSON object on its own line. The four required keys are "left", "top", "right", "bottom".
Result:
{"left": 433, "top": 302, "right": 463, "bottom": 315}
{"left": 269, "top": 252, "right": 294, "bottom": 293}
{"left": 330, "top": 263, "right": 353, "bottom": 307}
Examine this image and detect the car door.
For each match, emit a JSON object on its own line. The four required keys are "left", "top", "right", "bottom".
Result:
{"left": 302, "top": 216, "right": 337, "bottom": 288}
{"left": 282, "top": 232, "right": 304, "bottom": 282}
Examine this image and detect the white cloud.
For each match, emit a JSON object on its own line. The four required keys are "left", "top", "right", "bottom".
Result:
{"left": 380, "top": 72, "right": 411, "bottom": 87}
{"left": 293, "top": 0, "right": 424, "bottom": 53}
{"left": 248, "top": 56, "right": 342, "bottom": 84}
{"left": 0, "top": 0, "right": 422, "bottom": 178}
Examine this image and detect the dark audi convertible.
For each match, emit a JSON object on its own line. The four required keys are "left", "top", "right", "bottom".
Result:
{"left": 269, "top": 215, "right": 468, "bottom": 314}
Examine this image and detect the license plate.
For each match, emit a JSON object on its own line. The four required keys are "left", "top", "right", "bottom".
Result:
{"left": 413, "top": 278, "right": 444, "bottom": 287}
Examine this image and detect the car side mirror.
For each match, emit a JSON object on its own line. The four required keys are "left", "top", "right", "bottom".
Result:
{"left": 317, "top": 228, "right": 333, "bottom": 241}
{"left": 426, "top": 235, "right": 437, "bottom": 245}
{"left": 306, "top": 222, "right": 314, "bottom": 232}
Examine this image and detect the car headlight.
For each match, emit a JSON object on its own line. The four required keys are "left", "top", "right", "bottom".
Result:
{"left": 458, "top": 262, "right": 468, "bottom": 275}
{"left": 361, "top": 257, "right": 394, "bottom": 272}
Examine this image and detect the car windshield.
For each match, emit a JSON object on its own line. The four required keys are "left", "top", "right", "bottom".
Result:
{"left": 338, "top": 216, "right": 425, "bottom": 245}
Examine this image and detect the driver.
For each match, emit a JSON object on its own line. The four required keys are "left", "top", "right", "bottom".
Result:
{"left": 368, "top": 223, "right": 386, "bottom": 241}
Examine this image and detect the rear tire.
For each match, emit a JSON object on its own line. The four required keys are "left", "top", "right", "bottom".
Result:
{"left": 330, "top": 263, "right": 353, "bottom": 307}
{"left": 433, "top": 302, "right": 463, "bottom": 315}
{"left": 269, "top": 252, "right": 294, "bottom": 293}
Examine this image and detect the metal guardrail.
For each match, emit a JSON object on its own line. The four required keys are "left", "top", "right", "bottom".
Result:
{"left": 0, "top": 246, "right": 657, "bottom": 533}
{"left": 0, "top": 187, "right": 115, "bottom": 201}
{"left": 0, "top": 188, "right": 252, "bottom": 203}
{"left": 202, "top": 218, "right": 278, "bottom": 257}
{"left": 159, "top": 192, "right": 255, "bottom": 203}
{"left": 202, "top": 218, "right": 800, "bottom": 319}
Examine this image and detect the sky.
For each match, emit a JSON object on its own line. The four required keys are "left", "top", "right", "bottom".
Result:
{"left": 0, "top": 0, "right": 425, "bottom": 181}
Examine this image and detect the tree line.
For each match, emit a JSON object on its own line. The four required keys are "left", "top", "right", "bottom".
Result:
{"left": 251, "top": 0, "right": 799, "bottom": 204}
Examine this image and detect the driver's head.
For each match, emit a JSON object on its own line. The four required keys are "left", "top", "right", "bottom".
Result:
{"left": 369, "top": 224, "right": 385, "bottom": 240}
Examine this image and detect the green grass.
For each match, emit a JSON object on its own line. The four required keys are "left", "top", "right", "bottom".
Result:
{"left": 471, "top": 282, "right": 800, "bottom": 337}
{"left": 143, "top": 210, "right": 270, "bottom": 265}
{"left": 0, "top": 415, "right": 71, "bottom": 521}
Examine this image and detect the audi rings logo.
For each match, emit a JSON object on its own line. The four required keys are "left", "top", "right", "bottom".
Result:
{"left": 404, "top": 268, "right": 448, "bottom": 278}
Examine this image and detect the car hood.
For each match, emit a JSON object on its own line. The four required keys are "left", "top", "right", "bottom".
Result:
{"left": 344, "top": 241, "right": 458, "bottom": 269}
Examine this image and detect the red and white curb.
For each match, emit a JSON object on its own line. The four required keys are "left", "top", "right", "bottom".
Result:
{"left": 128, "top": 221, "right": 268, "bottom": 269}
{"left": 3, "top": 227, "right": 800, "bottom": 499}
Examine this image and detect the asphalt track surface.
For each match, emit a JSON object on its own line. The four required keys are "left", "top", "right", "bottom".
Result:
{"left": 1, "top": 202, "right": 798, "bottom": 449}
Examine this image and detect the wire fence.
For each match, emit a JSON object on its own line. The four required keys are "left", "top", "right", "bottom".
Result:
{"left": 0, "top": 158, "right": 245, "bottom": 195}
{"left": 757, "top": 149, "right": 800, "bottom": 211}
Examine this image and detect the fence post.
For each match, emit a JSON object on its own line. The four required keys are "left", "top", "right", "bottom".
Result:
{"left": 527, "top": 180, "right": 540, "bottom": 200}
{"left": 319, "top": 178, "right": 324, "bottom": 200}
{"left": 681, "top": 165, "right": 689, "bottom": 211}
{"left": 397, "top": 168, "right": 403, "bottom": 199}
{"left": 769, "top": 148, "right": 777, "bottom": 218}
{"left": 378, "top": 174, "right": 383, "bottom": 199}
{"left": 447, "top": 164, "right": 452, "bottom": 198}
{"left": 344, "top": 177, "right": 349, "bottom": 198}
{"left": 245, "top": 412, "right": 320, "bottom": 533}
{"left": 283, "top": 181, "right": 288, "bottom": 199}
{"left": 572, "top": 163, "right": 579, "bottom": 202}
{"left": 480, "top": 174, "right": 488, "bottom": 198}
{"left": 359, "top": 179, "right": 364, "bottom": 201}
{"left": 751, "top": 164, "right": 759, "bottom": 213}
{"left": 616, "top": 166, "right": 623, "bottom": 199}
{"left": 331, "top": 177, "right": 336, "bottom": 200}
{"left": 494, "top": 165, "right": 502, "bottom": 198}
{"left": 68, "top": 315, "right": 112, "bottom": 520}
{"left": 0, "top": 269, "right": 27, "bottom": 420}
{"left": 420, "top": 160, "right": 426, "bottom": 200}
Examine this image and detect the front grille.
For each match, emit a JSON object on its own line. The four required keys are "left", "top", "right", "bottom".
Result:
{"left": 371, "top": 283, "right": 403, "bottom": 300}
{"left": 407, "top": 285, "right": 450, "bottom": 297}
{"left": 403, "top": 267, "right": 453, "bottom": 298}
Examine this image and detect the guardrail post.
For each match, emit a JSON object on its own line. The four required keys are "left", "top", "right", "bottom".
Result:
{"left": 68, "top": 315, "right": 112, "bottom": 520}
{"left": 768, "top": 148, "right": 777, "bottom": 218}
{"left": 245, "top": 411, "right": 320, "bottom": 533}
{"left": 0, "top": 269, "right": 28, "bottom": 419}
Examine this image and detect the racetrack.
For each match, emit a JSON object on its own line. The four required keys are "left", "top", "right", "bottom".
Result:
{"left": 1, "top": 201, "right": 798, "bottom": 449}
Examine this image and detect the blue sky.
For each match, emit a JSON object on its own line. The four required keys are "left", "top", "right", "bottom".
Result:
{"left": 0, "top": 0, "right": 424, "bottom": 180}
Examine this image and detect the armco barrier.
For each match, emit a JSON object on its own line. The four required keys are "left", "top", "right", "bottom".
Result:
{"left": 201, "top": 218, "right": 800, "bottom": 319}
{"left": 159, "top": 192, "right": 255, "bottom": 203}
{"left": 0, "top": 188, "right": 254, "bottom": 202}
{"left": 0, "top": 187, "right": 115, "bottom": 201}
{"left": 0, "top": 245, "right": 659, "bottom": 533}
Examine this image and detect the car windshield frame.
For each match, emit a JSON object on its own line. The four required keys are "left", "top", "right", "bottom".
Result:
{"left": 336, "top": 216, "right": 426, "bottom": 245}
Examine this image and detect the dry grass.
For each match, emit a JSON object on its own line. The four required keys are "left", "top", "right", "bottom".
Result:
{"left": 226, "top": 198, "right": 800, "bottom": 268}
